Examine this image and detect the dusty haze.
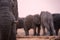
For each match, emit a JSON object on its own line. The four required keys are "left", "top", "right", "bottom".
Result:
{"left": 17, "top": 0, "right": 60, "bottom": 17}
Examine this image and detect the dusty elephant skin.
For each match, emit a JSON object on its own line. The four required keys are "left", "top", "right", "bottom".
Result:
{"left": 24, "top": 14, "right": 41, "bottom": 36}
{"left": 40, "top": 11, "right": 56, "bottom": 36}
{"left": 52, "top": 14, "right": 60, "bottom": 36}
{"left": 0, "top": 0, "right": 17, "bottom": 40}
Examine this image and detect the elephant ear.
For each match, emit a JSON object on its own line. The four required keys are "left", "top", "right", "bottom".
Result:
{"left": 10, "top": 0, "right": 14, "bottom": 7}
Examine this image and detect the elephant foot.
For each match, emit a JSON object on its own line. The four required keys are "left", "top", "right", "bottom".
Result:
{"left": 25, "top": 35, "right": 29, "bottom": 36}
{"left": 33, "top": 34, "right": 40, "bottom": 36}
{"left": 53, "top": 31, "right": 56, "bottom": 36}
{"left": 50, "top": 31, "right": 56, "bottom": 36}
{"left": 34, "top": 33, "right": 37, "bottom": 36}
{"left": 25, "top": 34, "right": 29, "bottom": 36}
{"left": 52, "top": 33, "right": 56, "bottom": 36}
{"left": 46, "top": 32, "right": 50, "bottom": 36}
{"left": 36, "top": 33, "right": 40, "bottom": 36}
{"left": 42, "top": 33, "right": 46, "bottom": 36}
{"left": 16, "top": 32, "right": 17, "bottom": 34}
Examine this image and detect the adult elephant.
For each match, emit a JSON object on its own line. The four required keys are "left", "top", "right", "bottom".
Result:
{"left": 0, "top": 0, "right": 16, "bottom": 40}
{"left": 40, "top": 11, "right": 56, "bottom": 36}
{"left": 24, "top": 14, "right": 41, "bottom": 36}
{"left": 52, "top": 14, "right": 60, "bottom": 35}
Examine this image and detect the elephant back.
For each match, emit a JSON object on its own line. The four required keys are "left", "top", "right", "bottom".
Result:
{"left": 33, "top": 14, "right": 40, "bottom": 25}
{"left": 24, "top": 15, "right": 33, "bottom": 28}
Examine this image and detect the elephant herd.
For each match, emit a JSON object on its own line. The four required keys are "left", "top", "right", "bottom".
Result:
{"left": 17, "top": 11, "right": 60, "bottom": 36}
{"left": 0, "top": 0, "right": 60, "bottom": 40}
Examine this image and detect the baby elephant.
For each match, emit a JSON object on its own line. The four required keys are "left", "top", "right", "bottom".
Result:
{"left": 40, "top": 11, "right": 56, "bottom": 36}
{"left": 24, "top": 14, "right": 41, "bottom": 36}
{"left": 16, "top": 18, "right": 24, "bottom": 34}
{"left": 16, "top": 18, "right": 24, "bottom": 29}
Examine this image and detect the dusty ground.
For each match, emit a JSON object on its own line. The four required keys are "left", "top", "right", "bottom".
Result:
{"left": 16, "top": 28, "right": 60, "bottom": 40}
{"left": 17, "top": 28, "right": 45, "bottom": 36}
{"left": 17, "top": 36, "right": 60, "bottom": 40}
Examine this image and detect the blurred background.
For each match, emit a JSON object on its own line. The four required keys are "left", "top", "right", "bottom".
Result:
{"left": 16, "top": 0, "right": 60, "bottom": 36}
{"left": 17, "top": 0, "right": 60, "bottom": 17}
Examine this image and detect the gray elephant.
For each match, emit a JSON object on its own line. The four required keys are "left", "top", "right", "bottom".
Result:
{"left": 33, "top": 14, "right": 41, "bottom": 36}
{"left": 16, "top": 17, "right": 24, "bottom": 34}
{"left": 52, "top": 14, "right": 60, "bottom": 35}
{"left": 40, "top": 11, "right": 56, "bottom": 36}
{"left": 0, "top": 0, "right": 17, "bottom": 40}
{"left": 17, "top": 17, "right": 24, "bottom": 29}
{"left": 24, "top": 14, "right": 41, "bottom": 36}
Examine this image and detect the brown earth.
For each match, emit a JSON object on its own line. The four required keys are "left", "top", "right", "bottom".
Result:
{"left": 16, "top": 36, "right": 60, "bottom": 40}
{"left": 16, "top": 28, "right": 60, "bottom": 40}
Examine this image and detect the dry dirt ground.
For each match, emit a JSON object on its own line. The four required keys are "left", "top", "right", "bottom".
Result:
{"left": 16, "top": 28, "right": 60, "bottom": 40}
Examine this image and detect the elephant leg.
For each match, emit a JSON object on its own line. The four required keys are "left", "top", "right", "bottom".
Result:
{"left": 43, "top": 26, "right": 46, "bottom": 35}
{"left": 49, "top": 20, "right": 56, "bottom": 36}
{"left": 9, "top": 23, "right": 16, "bottom": 40}
{"left": 0, "top": 25, "right": 11, "bottom": 40}
{"left": 49, "top": 27, "right": 53, "bottom": 36}
{"left": 37, "top": 26, "right": 40, "bottom": 36}
{"left": 24, "top": 27, "right": 29, "bottom": 36}
{"left": 32, "top": 24, "right": 36, "bottom": 36}
{"left": 33, "top": 27, "right": 36, "bottom": 36}
{"left": 16, "top": 29, "right": 17, "bottom": 34}
{"left": 2, "top": 30, "right": 9, "bottom": 40}
{"left": 55, "top": 29, "right": 59, "bottom": 36}
{"left": 25, "top": 29, "right": 29, "bottom": 36}
{"left": 43, "top": 23, "right": 50, "bottom": 36}
{"left": 42, "top": 24, "right": 46, "bottom": 36}
{"left": 16, "top": 26, "right": 17, "bottom": 34}
{"left": 0, "top": 31, "right": 1, "bottom": 40}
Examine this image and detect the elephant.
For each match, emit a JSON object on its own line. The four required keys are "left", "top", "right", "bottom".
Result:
{"left": 17, "top": 17, "right": 24, "bottom": 29}
{"left": 12, "top": 0, "right": 18, "bottom": 35}
{"left": 16, "top": 17, "right": 24, "bottom": 34}
{"left": 0, "top": 0, "right": 17, "bottom": 40}
{"left": 24, "top": 15, "right": 33, "bottom": 36}
{"left": 33, "top": 14, "right": 41, "bottom": 36}
{"left": 24, "top": 14, "right": 41, "bottom": 36}
{"left": 40, "top": 11, "right": 56, "bottom": 36}
{"left": 52, "top": 14, "right": 60, "bottom": 35}
{"left": 12, "top": 0, "right": 18, "bottom": 20}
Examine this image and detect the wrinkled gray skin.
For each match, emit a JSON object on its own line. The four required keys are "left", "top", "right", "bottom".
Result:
{"left": 40, "top": 11, "right": 56, "bottom": 36}
{"left": 0, "top": 0, "right": 16, "bottom": 40}
{"left": 24, "top": 14, "right": 40, "bottom": 36}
